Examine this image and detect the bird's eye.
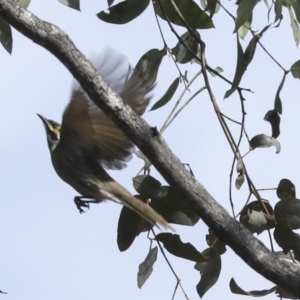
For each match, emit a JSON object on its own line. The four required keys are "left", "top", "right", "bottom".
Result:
{"left": 49, "top": 130, "right": 59, "bottom": 141}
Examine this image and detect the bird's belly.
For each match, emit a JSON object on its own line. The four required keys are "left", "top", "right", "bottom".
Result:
{"left": 51, "top": 153, "right": 106, "bottom": 201}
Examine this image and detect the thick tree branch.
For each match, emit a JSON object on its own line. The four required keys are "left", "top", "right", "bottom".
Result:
{"left": 1, "top": 0, "right": 300, "bottom": 296}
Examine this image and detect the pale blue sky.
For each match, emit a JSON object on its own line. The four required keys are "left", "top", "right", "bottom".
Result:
{"left": 1, "top": 1, "right": 300, "bottom": 300}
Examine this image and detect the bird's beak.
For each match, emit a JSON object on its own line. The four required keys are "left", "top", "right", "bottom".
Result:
{"left": 37, "top": 113, "right": 50, "bottom": 127}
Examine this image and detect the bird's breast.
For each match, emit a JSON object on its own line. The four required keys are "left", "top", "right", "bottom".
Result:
{"left": 50, "top": 145, "right": 106, "bottom": 200}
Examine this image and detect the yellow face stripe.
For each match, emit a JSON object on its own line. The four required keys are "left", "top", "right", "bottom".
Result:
{"left": 48, "top": 124, "right": 61, "bottom": 140}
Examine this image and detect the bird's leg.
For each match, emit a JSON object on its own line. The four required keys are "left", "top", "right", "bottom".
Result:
{"left": 74, "top": 196, "right": 97, "bottom": 213}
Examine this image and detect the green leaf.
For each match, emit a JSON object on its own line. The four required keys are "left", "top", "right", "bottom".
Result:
{"left": 206, "top": 229, "right": 227, "bottom": 255}
{"left": 97, "top": 0, "right": 149, "bottom": 24}
{"left": 236, "top": 158, "right": 243, "bottom": 173}
{"left": 19, "top": 0, "right": 31, "bottom": 8}
{"left": 241, "top": 200, "right": 274, "bottom": 215}
{"left": 137, "top": 247, "right": 158, "bottom": 288}
{"left": 244, "top": 35, "right": 259, "bottom": 68}
{"left": 277, "top": 179, "right": 296, "bottom": 200}
{"left": 230, "top": 278, "right": 278, "bottom": 297}
{"left": 154, "top": 0, "right": 214, "bottom": 29}
{"left": 274, "top": 75, "right": 285, "bottom": 114}
{"left": 195, "top": 248, "right": 221, "bottom": 298}
{"left": 150, "top": 77, "right": 180, "bottom": 111}
{"left": 240, "top": 201, "right": 275, "bottom": 235}
{"left": 58, "top": 0, "right": 80, "bottom": 11}
{"left": 172, "top": 30, "right": 200, "bottom": 64}
{"left": 135, "top": 150, "right": 152, "bottom": 169}
{"left": 224, "top": 35, "right": 246, "bottom": 99}
{"left": 238, "top": 15, "right": 252, "bottom": 39}
{"left": 200, "top": 0, "right": 220, "bottom": 16}
{"left": 264, "top": 109, "right": 281, "bottom": 138}
{"left": 249, "top": 134, "right": 281, "bottom": 154}
{"left": 234, "top": 0, "right": 257, "bottom": 32}
{"left": 133, "top": 48, "right": 166, "bottom": 89}
{"left": 274, "top": 219, "right": 300, "bottom": 261}
{"left": 156, "top": 233, "right": 208, "bottom": 262}
{"left": 151, "top": 186, "right": 200, "bottom": 226}
{"left": 288, "top": 0, "right": 300, "bottom": 24}
{"left": 133, "top": 175, "right": 166, "bottom": 199}
{"left": 0, "top": 18, "right": 12, "bottom": 54}
{"left": 275, "top": 0, "right": 283, "bottom": 22}
{"left": 291, "top": 60, "right": 300, "bottom": 79}
{"left": 287, "top": 4, "right": 300, "bottom": 46}
{"left": 235, "top": 173, "right": 245, "bottom": 190}
{"left": 275, "top": 199, "right": 300, "bottom": 229}
{"left": 117, "top": 198, "right": 152, "bottom": 251}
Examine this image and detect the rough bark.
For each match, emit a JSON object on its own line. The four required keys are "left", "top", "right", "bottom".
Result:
{"left": 1, "top": 0, "right": 299, "bottom": 296}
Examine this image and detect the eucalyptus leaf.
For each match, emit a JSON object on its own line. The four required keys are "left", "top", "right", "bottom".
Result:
{"left": 150, "top": 77, "right": 180, "bottom": 111}
{"left": 19, "top": 0, "right": 31, "bottom": 8}
{"left": 291, "top": 60, "right": 300, "bottom": 79}
{"left": 200, "top": 0, "right": 220, "bottom": 16}
{"left": 264, "top": 109, "right": 280, "bottom": 138}
{"left": 236, "top": 158, "right": 243, "bottom": 172}
{"left": 275, "top": 199, "right": 300, "bottom": 229}
{"left": 224, "top": 35, "right": 246, "bottom": 98}
{"left": 244, "top": 35, "right": 258, "bottom": 68}
{"left": 287, "top": 4, "right": 300, "bottom": 46}
{"left": 274, "top": 75, "right": 285, "bottom": 114}
{"left": 58, "top": 0, "right": 80, "bottom": 10}
{"left": 249, "top": 134, "right": 281, "bottom": 154}
{"left": 230, "top": 278, "right": 278, "bottom": 297}
{"left": 277, "top": 179, "right": 296, "bottom": 200}
{"left": 240, "top": 209, "right": 275, "bottom": 234}
{"left": 117, "top": 198, "right": 152, "bottom": 251}
{"left": 172, "top": 30, "right": 200, "bottom": 64}
{"left": 206, "top": 229, "right": 227, "bottom": 255}
{"left": 240, "top": 200, "right": 275, "bottom": 234}
{"left": 274, "top": 219, "right": 300, "bottom": 261}
{"left": 234, "top": 0, "right": 257, "bottom": 33}
{"left": 0, "top": 18, "right": 12, "bottom": 54}
{"left": 133, "top": 48, "right": 166, "bottom": 89}
{"left": 97, "top": 0, "right": 149, "bottom": 24}
{"left": 156, "top": 233, "right": 208, "bottom": 262}
{"left": 151, "top": 186, "right": 200, "bottom": 226}
{"left": 287, "top": 0, "right": 300, "bottom": 24}
{"left": 238, "top": 18, "right": 252, "bottom": 39}
{"left": 235, "top": 173, "right": 245, "bottom": 190}
{"left": 195, "top": 248, "right": 221, "bottom": 298}
{"left": 135, "top": 150, "right": 152, "bottom": 169}
{"left": 275, "top": 0, "right": 283, "bottom": 22}
{"left": 133, "top": 175, "right": 164, "bottom": 199}
{"left": 154, "top": 0, "right": 214, "bottom": 29}
{"left": 137, "top": 247, "right": 158, "bottom": 288}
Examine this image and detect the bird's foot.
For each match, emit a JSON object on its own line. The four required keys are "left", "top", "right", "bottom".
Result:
{"left": 74, "top": 196, "right": 96, "bottom": 214}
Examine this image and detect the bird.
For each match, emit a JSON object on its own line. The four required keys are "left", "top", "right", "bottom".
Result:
{"left": 38, "top": 49, "right": 171, "bottom": 230}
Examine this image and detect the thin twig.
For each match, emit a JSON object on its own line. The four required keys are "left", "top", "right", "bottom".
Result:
{"left": 162, "top": 87, "right": 206, "bottom": 133}
{"left": 161, "top": 69, "right": 203, "bottom": 133}
{"left": 151, "top": 229, "right": 190, "bottom": 300}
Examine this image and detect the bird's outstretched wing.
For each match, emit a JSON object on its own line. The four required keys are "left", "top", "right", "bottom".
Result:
{"left": 60, "top": 49, "right": 154, "bottom": 170}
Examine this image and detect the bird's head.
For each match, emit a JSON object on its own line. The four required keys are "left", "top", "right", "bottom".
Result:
{"left": 37, "top": 114, "right": 61, "bottom": 151}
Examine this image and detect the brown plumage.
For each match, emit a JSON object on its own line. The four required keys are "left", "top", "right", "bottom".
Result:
{"left": 38, "top": 49, "right": 171, "bottom": 230}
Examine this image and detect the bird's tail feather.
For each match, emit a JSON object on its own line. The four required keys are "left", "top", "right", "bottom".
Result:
{"left": 106, "top": 181, "right": 174, "bottom": 231}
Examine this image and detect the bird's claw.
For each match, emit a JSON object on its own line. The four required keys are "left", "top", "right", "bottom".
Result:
{"left": 74, "top": 197, "right": 90, "bottom": 214}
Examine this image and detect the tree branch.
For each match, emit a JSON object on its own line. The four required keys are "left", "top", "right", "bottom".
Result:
{"left": 1, "top": 0, "right": 299, "bottom": 296}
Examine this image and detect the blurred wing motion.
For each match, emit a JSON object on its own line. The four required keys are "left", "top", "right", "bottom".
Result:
{"left": 60, "top": 49, "right": 154, "bottom": 170}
